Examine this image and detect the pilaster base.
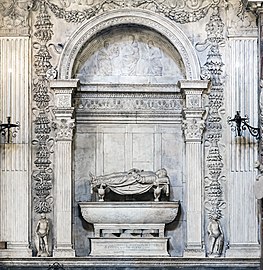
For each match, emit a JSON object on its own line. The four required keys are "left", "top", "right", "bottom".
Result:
{"left": 0, "top": 242, "right": 31, "bottom": 258}
{"left": 53, "top": 247, "right": 75, "bottom": 257}
{"left": 225, "top": 244, "right": 260, "bottom": 258}
{"left": 184, "top": 247, "right": 205, "bottom": 258}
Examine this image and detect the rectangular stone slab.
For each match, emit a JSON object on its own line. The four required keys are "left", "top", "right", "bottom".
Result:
{"left": 89, "top": 238, "right": 169, "bottom": 257}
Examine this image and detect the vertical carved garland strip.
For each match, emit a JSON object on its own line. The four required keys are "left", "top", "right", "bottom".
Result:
{"left": 32, "top": 0, "right": 54, "bottom": 227}
{"left": 200, "top": 7, "right": 226, "bottom": 257}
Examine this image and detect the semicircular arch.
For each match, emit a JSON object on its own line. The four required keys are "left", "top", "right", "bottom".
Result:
{"left": 58, "top": 9, "right": 201, "bottom": 80}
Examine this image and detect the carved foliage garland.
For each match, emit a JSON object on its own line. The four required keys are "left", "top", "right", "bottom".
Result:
{"left": 199, "top": 6, "right": 226, "bottom": 257}
{"left": 32, "top": 0, "right": 54, "bottom": 214}
{"left": 45, "top": 0, "right": 220, "bottom": 24}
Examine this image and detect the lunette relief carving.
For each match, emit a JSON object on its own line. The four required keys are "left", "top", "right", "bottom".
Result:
{"left": 198, "top": 6, "right": 226, "bottom": 257}
{"left": 75, "top": 30, "right": 185, "bottom": 84}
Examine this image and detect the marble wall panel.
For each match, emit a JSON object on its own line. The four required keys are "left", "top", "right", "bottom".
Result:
{"left": 74, "top": 123, "right": 184, "bottom": 255}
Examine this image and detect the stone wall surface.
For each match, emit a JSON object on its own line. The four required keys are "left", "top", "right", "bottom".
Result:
{"left": 0, "top": 0, "right": 262, "bottom": 268}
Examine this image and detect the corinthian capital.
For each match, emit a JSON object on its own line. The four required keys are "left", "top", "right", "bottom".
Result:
{"left": 182, "top": 118, "right": 205, "bottom": 142}
{"left": 53, "top": 119, "right": 75, "bottom": 141}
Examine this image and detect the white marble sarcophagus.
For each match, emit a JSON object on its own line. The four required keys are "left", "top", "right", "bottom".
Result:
{"left": 79, "top": 168, "right": 179, "bottom": 257}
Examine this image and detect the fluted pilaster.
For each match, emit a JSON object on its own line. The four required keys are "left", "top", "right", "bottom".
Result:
{"left": 225, "top": 17, "right": 260, "bottom": 259}
{"left": 180, "top": 80, "right": 210, "bottom": 257}
{"left": 0, "top": 37, "right": 31, "bottom": 257}
{"left": 50, "top": 79, "right": 78, "bottom": 257}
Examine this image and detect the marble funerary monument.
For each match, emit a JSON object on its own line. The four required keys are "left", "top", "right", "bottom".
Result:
{"left": 0, "top": 0, "right": 262, "bottom": 269}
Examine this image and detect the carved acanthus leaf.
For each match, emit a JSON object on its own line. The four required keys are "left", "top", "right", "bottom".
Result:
{"left": 53, "top": 119, "right": 75, "bottom": 140}
{"left": 182, "top": 118, "right": 205, "bottom": 141}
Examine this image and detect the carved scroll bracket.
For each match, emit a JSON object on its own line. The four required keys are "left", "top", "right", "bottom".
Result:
{"left": 180, "top": 80, "right": 211, "bottom": 142}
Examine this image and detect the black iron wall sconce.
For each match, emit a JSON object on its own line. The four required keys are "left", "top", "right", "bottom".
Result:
{"left": 0, "top": 116, "right": 19, "bottom": 144}
{"left": 227, "top": 111, "right": 261, "bottom": 140}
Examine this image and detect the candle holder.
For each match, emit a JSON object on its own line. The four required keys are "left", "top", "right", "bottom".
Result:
{"left": 227, "top": 111, "right": 261, "bottom": 140}
{"left": 0, "top": 116, "right": 20, "bottom": 144}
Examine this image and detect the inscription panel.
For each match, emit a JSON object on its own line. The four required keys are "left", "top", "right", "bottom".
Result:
{"left": 90, "top": 238, "right": 169, "bottom": 256}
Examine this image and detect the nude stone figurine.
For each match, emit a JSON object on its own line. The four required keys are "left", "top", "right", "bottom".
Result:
{"left": 35, "top": 213, "right": 50, "bottom": 257}
{"left": 207, "top": 218, "right": 224, "bottom": 257}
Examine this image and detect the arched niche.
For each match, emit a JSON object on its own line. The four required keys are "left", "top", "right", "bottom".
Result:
{"left": 51, "top": 9, "right": 209, "bottom": 258}
{"left": 58, "top": 9, "right": 200, "bottom": 80}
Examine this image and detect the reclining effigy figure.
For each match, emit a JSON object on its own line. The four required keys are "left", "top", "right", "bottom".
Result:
{"left": 89, "top": 168, "right": 170, "bottom": 201}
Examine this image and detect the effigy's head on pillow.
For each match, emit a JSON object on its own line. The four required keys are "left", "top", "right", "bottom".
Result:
{"left": 156, "top": 168, "right": 167, "bottom": 178}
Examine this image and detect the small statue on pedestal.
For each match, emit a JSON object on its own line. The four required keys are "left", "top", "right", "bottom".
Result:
{"left": 207, "top": 217, "right": 224, "bottom": 257}
{"left": 35, "top": 213, "right": 50, "bottom": 257}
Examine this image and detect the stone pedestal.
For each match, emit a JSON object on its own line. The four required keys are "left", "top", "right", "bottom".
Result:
{"left": 90, "top": 238, "right": 169, "bottom": 257}
{"left": 79, "top": 201, "right": 179, "bottom": 257}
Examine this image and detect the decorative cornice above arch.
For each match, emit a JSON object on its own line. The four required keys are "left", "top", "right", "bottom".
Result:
{"left": 58, "top": 9, "right": 201, "bottom": 80}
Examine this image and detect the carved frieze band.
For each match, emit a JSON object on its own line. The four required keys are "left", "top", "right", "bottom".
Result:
{"left": 75, "top": 93, "right": 183, "bottom": 114}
